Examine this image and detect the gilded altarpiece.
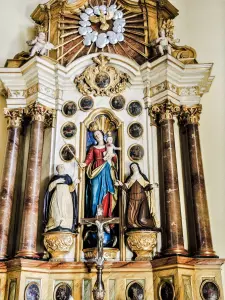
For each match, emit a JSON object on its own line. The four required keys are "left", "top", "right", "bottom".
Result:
{"left": 0, "top": 0, "right": 224, "bottom": 299}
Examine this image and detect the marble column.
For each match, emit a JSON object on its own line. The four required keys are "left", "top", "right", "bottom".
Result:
{"left": 0, "top": 109, "right": 23, "bottom": 260}
{"left": 180, "top": 105, "right": 216, "bottom": 257}
{"left": 16, "top": 104, "right": 52, "bottom": 258}
{"left": 151, "top": 100, "right": 187, "bottom": 256}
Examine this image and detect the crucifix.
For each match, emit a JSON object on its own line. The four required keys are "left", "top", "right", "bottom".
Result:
{"left": 81, "top": 205, "right": 120, "bottom": 300}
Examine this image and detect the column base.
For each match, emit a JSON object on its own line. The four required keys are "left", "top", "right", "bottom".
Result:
{"left": 194, "top": 249, "right": 218, "bottom": 258}
{"left": 15, "top": 250, "right": 39, "bottom": 259}
{"left": 161, "top": 247, "right": 188, "bottom": 257}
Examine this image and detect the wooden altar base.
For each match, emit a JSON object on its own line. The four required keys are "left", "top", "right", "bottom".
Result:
{"left": 0, "top": 257, "right": 223, "bottom": 299}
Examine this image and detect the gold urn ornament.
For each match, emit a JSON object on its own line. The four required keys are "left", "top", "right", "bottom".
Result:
{"left": 43, "top": 231, "right": 76, "bottom": 262}
{"left": 126, "top": 230, "right": 158, "bottom": 261}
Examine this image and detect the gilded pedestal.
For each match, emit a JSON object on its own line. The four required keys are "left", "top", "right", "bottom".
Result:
{"left": 0, "top": 109, "right": 23, "bottom": 260}
{"left": 126, "top": 230, "right": 157, "bottom": 261}
{"left": 43, "top": 231, "right": 76, "bottom": 262}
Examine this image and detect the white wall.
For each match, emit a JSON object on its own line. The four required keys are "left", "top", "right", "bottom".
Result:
{"left": 0, "top": 0, "right": 224, "bottom": 280}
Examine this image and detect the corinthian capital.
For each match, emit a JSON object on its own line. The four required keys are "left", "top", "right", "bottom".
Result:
{"left": 25, "top": 103, "right": 55, "bottom": 127}
{"left": 4, "top": 108, "right": 24, "bottom": 128}
{"left": 150, "top": 100, "right": 180, "bottom": 124}
{"left": 179, "top": 105, "right": 202, "bottom": 125}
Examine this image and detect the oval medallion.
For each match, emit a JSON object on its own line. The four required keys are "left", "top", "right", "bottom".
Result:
{"left": 25, "top": 282, "right": 40, "bottom": 300}
{"left": 110, "top": 95, "right": 126, "bottom": 111}
{"left": 79, "top": 96, "right": 94, "bottom": 111}
{"left": 128, "top": 144, "right": 144, "bottom": 161}
{"left": 54, "top": 282, "right": 72, "bottom": 300}
{"left": 200, "top": 280, "right": 220, "bottom": 300}
{"left": 126, "top": 281, "right": 144, "bottom": 300}
{"left": 127, "top": 101, "right": 143, "bottom": 117}
{"left": 62, "top": 101, "right": 77, "bottom": 117}
{"left": 60, "top": 144, "right": 76, "bottom": 162}
{"left": 159, "top": 281, "right": 175, "bottom": 300}
{"left": 95, "top": 72, "right": 110, "bottom": 88}
{"left": 128, "top": 122, "right": 144, "bottom": 139}
{"left": 61, "top": 122, "right": 77, "bottom": 139}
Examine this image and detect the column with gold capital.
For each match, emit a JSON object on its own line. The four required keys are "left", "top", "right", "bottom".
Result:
{"left": 0, "top": 109, "right": 23, "bottom": 260}
{"left": 150, "top": 100, "right": 187, "bottom": 256}
{"left": 179, "top": 105, "right": 216, "bottom": 257}
{"left": 16, "top": 103, "right": 53, "bottom": 258}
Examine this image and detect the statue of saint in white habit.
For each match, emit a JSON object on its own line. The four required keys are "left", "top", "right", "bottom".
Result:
{"left": 43, "top": 164, "right": 79, "bottom": 233}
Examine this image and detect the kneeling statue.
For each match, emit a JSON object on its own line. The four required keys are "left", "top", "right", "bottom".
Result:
{"left": 116, "top": 163, "right": 157, "bottom": 229}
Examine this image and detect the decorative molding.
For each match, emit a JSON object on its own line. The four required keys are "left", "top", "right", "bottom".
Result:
{"left": 8, "top": 90, "right": 26, "bottom": 99}
{"left": 7, "top": 83, "right": 55, "bottom": 100}
{"left": 150, "top": 80, "right": 200, "bottom": 97}
{"left": 150, "top": 99, "right": 180, "bottom": 124}
{"left": 74, "top": 55, "right": 130, "bottom": 96}
{"left": 38, "top": 84, "right": 56, "bottom": 98}
{"left": 26, "top": 83, "right": 39, "bottom": 97}
{"left": 4, "top": 108, "right": 24, "bottom": 128}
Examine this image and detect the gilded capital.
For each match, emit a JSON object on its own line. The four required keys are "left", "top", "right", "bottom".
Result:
{"left": 179, "top": 105, "right": 202, "bottom": 125}
{"left": 4, "top": 108, "right": 24, "bottom": 128}
{"left": 150, "top": 100, "right": 180, "bottom": 124}
{"left": 25, "top": 103, "right": 55, "bottom": 126}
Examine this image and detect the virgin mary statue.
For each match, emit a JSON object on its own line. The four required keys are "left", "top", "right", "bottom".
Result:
{"left": 80, "top": 130, "right": 118, "bottom": 218}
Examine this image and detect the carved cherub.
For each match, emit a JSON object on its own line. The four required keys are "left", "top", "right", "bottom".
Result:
{"left": 155, "top": 28, "right": 172, "bottom": 56}
{"left": 27, "top": 31, "right": 54, "bottom": 57}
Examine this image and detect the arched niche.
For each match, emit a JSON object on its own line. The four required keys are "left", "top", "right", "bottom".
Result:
{"left": 78, "top": 107, "right": 125, "bottom": 260}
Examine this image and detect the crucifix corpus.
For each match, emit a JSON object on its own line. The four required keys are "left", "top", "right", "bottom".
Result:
{"left": 81, "top": 205, "right": 120, "bottom": 300}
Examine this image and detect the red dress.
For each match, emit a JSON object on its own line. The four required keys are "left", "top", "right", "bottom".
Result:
{"left": 85, "top": 146, "right": 117, "bottom": 217}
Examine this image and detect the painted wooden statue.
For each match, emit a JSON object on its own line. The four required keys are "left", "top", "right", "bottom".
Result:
{"left": 43, "top": 164, "right": 79, "bottom": 233}
{"left": 117, "top": 163, "right": 156, "bottom": 229}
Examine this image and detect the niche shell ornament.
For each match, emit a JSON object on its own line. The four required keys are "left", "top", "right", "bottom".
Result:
{"left": 74, "top": 55, "right": 129, "bottom": 96}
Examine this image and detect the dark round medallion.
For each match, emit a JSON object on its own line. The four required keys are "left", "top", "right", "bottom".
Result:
{"left": 127, "top": 101, "right": 143, "bottom": 117}
{"left": 128, "top": 122, "right": 144, "bottom": 139}
{"left": 201, "top": 280, "right": 220, "bottom": 300}
{"left": 25, "top": 282, "right": 40, "bottom": 300}
{"left": 126, "top": 281, "right": 144, "bottom": 300}
{"left": 110, "top": 95, "right": 126, "bottom": 110}
{"left": 60, "top": 144, "right": 76, "bottom": 162}
{"left": 95, "top": 72, "right": 110, "bottom": 88}
{"left": 61, "top": 122, "right": 77, "bottom": 139}
{"left": 79, "top": 96, "right": 94, "bottom": 111}
{"left": 62, "top": 101, "right": 77, "bottom": 117}
{"left": 128, "top": 144, "right": 144, "bottom": 161}
{"left": 159, "top": 281, "right": 175, "bottom": 300}
{"left": 54, "top": 282, "right": 72, "bottom": 300}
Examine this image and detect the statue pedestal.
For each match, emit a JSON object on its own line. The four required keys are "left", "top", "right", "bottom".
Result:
{"left": 43, "top": 231, "right": 76, "bottom": 262}
{"left": 126, "top": 230, "right": 158, "bottom": 261}
{"left": 83, "top": 248, "right": 119, "bottom": 261}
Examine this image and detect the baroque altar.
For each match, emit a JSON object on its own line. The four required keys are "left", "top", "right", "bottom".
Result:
{"left": 0, "top": 0, "right": 223, "bottom": 299}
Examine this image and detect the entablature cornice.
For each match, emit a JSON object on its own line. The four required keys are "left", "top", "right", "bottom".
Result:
{"left": 0, "top": 54, "right": 214, "bottom": 109}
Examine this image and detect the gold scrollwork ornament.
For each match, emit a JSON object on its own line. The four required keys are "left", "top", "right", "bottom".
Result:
{"left": 74, "top": 55, "right": 130, "bottom": 96}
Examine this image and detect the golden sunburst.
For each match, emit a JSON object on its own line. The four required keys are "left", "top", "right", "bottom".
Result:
{"left": 56, "top": 0, "right": 148, "bottom": 66}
